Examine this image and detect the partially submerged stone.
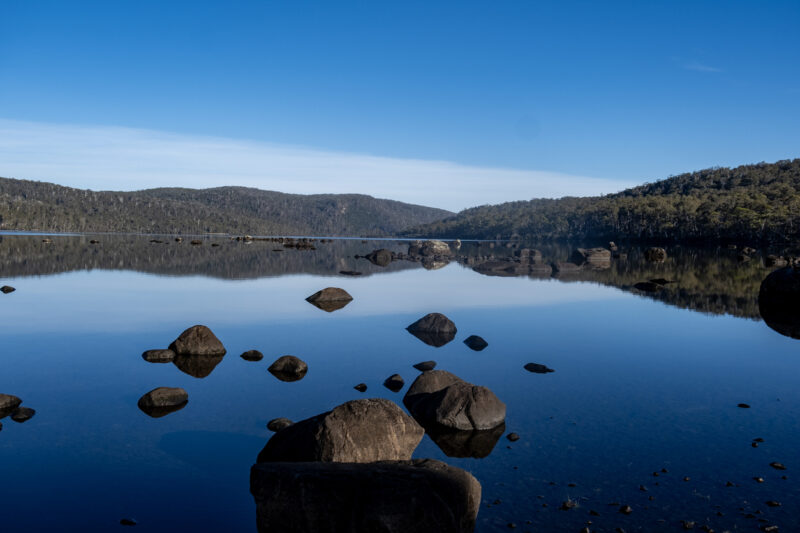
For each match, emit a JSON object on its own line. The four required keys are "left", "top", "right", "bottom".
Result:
{"left": 403, "top": 370, "right": 506, "bottom": 431}
{"left": 250, "top": 459, "right": 481, "bottom": 533}
{"left": 256, "top": 398, "right": 423, "bottom": 463}
{"left": 268, "top": 355, "right": 308, "bottom": 382}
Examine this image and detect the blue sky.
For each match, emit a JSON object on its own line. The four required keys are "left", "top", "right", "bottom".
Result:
{"left": 1, "top": 1, "right": 798, "bottom": 210}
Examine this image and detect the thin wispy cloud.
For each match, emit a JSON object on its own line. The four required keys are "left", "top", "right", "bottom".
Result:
{"left": 0, "top": 119, "right": 634, "bottom": 212}
{"left": 683, "top": 61, "right": 723, "bottom": 73}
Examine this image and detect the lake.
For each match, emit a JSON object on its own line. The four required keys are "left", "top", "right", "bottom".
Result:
{"left": 0, "top": 234, "right": 797, "bottom": 532}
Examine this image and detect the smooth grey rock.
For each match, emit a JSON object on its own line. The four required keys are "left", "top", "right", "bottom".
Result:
{"left": 168, "top": 325, "right": 226, "bottom": 356}
{"left": 257, "top": 398, "right": 423, "bottom": 463}
{"left": 403, "top": 371, "right": 506, "bottom": 431}
{"left": 250, "top": 459, "right": 481, "bottom": 533}
{"left": 268, "top": 355, "right": 308, "bottom": 382}
{"left": 142, "top": 349, "right": 176, "bottom": 363}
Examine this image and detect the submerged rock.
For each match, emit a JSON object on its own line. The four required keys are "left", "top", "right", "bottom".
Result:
{"left": 240, "top": 350, "right": 264, "bottom": 362}
{"left": 169, "top": 325, "right": 226, "bottom": 356}
{"left": 1, "top": 285, "right": 15, "bottom": 294}
{"left": 403, "top": 370, "right": 506, "bottom": 431}
{"left": 644, "top": 247, "right": 667, "bottom": 262}
{"left": 268, "top": 356, "right": 308, "bottom": 382}
{"left": 142, "top": 349, "right": 176, "bottom": 363}
{"left": 267, "top": 418, "right": 294, "bottom": 432}
{"left": 137, "top": 387, "right": 188, "bottom": 418}
{"left": 10, "top": 407, "right": 35, "bottom": 423}
{"left": 383, "top": 374, "right": 405, "bottom": 392}
{"left": 524, "top": 363, "right": 555, "bottom": 374}
{"left": 250, "top": 459, "right": 481, "bottom": 533}
{"left": 256, "top": 398, "right": 423, "bottom": 463}
{"left": 173, "top": 353, "right": 225, "bottom": 378}
{"left": 406, "top": 313, "right": 457, "bottom": 347}
{"left": 463, "top": 335, "right": 488, "bottom": 351}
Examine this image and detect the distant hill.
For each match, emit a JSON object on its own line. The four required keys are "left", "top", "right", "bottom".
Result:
{"left": 402, "top": 159, "right": 800, "bottom": 244}
{"left": 0, "top": 178, "right": 452, "bottom": 236}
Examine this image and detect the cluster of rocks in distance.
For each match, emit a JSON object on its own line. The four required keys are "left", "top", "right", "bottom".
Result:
{"left": 0, "top": 393, "right": 35, "bottom": 428}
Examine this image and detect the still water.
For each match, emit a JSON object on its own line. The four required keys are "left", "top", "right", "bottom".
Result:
{"left": 0, "top": 234, "right": 797, "bottom": 532}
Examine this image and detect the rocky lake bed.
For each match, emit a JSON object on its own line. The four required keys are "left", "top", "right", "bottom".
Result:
{"left": 1, "top": 233, "right": 799, "bottom": 532}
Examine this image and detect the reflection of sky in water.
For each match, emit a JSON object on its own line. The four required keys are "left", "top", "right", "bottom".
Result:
{"left": 1, "top": 258, "right": 799, "bottom": 532}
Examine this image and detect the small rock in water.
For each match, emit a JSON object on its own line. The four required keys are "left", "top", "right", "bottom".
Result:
{"left": 506, "top": 432, "right": 520, "bottom": 442}
{"left": 413, "top": 361, "right": 437, "bottom": 371}
{"left": 353, "top": 383, "right": 367, "bottom": 392}
{"left": 10, "top": 407, "right": 35, "bottom": 423}
{"left": 267, "top": 418, "right": 293, "bottom": 432}
{"left": 524, "top": 362, "right": 555, "bottom": 374}
{"left": 141, "top": 349, "right": 176, "bottom": 363}
{"left": 120, "top": 518, "right": 137, "bottom": 526}
{"left": 769, "top": 462, "right": 786, "bottom": 470}
{"left": 240, "top": 350, "right": 264, "bottom": 361}
{"left": 463, "top": 335, "right": 488, "bottom": 351}
{"left": 1, "top": 286, "right": 15, "bottom": 294}
{"left": 738, "top": 403, "right": 751, "bottom": 408}
{"left": 384, "top": 374, "right": 405, "bottom": 392}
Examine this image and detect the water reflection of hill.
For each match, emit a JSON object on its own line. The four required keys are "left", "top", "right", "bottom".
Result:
{"left": 458, "top": 242, "right": 770, "bottom": 320}
{"left": 0, "top": 235, "right": 417, "bottom": 279}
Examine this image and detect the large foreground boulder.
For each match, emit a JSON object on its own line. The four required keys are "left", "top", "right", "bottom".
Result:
{"left": 257, "top": 398, "right": 423, "bottom": 463}
{"left": 406, "top": 313, "right": 457, "bottom": 347}
{"left": 168, "top": 325, "right": 226, "bottom": 356}
{"left": 403, "top": 371, "right": 506, "bottom": 431}
{"left": 137, "top": 387, "right": 188, "bottom": 418}
{"left": 759, "top": 266, "right": 800, "bottom": 339}
{"left": 250, "top": 459, "right": 481, "bottom": 533}
{"left": 306, "top": 287, "right": 353, "bottom": 312}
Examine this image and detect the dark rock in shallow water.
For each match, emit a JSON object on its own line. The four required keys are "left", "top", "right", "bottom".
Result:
{"left": 141, "top": 349, "right": 176, "bottom": 363}
{"left": 353, "top": 383, "right": 367, "bottom": 392}
{"left": 10, "top": 407, "right": 35, "bottom": 423}
{"left": 306, "top": 287, "right": 353, "bottom": 311}
{"left": 363, "top": 249, "right": 394, "bottom": 267}
{"left": 257, "top": 398, "right": 423, "bottom": 463}
{"left": 169, "top": 325, "right": 226, "bottom": 356}
{"left": 524, "top": 363, "right": 554, "bottom": 374}
{"left": 406, "top": 313, "right": 457, "bottom": 347}
{"left": 0, "top": 393, "right": 23, "bottom": 418}
{"left": 240, "top": 350, "right": 264, "bottom": 362}
{"left": 759, "top": 266, "right": 800, "bottom": 339}
{"left": 403, "top": 370, "right": 506, "bottom": 431}
{"left": 173, "top": 353, "right": 225, "bottom": 378}
{"left": 1, "top": 285, "right": 15, "bottom": 294}
{"left": 424, "top": 422, "right": 505, "bottom": 459}
{"left": 250, "top": 459, "right": 480, "bottom": 533}
{"left": 268, "top": 355, "right": 308, "bottom": 382}
{"left": 644, "top": 247, "right": 667, "bottom": 262}
{"left": 137, "top": 387, "right": 188, "bottom": 418}
{"left": 267, "top": 418, "right": 293, "bottom": 432}
{"left": 413, "top": 361, "right": 437, "bottom": 371}
{"left": 463, "top": 335, "right": 488, "bottom": 351}
{"left": 634, "top": 281, "right": 662, "bottom": 293}
{"left": 383, "top": 374, "right": 405, "bottom": 392}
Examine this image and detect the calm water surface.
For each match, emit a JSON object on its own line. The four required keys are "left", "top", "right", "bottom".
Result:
{"left": 0, "top": 234, "right": 798, "bottom": 532}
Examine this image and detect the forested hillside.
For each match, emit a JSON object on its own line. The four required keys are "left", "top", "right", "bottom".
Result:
{"left": 0, "top": 178, "right": 452, "bottom": 236}
{"left": 404, "top": 159, "right": 800, "bottom": 243}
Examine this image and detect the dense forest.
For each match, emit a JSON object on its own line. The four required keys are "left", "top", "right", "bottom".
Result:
{"left": 0, "top": 178, "right": 452, "bottom": 236}
{"left": 403, "top": 159, "right": 800, "bottom": 243}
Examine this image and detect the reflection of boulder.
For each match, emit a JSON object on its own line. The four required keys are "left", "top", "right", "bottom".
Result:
{"left": 250, "top": 459, "right": 481, "bottom": 533}
{"left": 173, "top": 353, "right": 225, "bottom": 378}
{"left": 257, "top": 398, "right": 423, "bottom": 463}
{"left": 306, "top": 287, "right": 353, "bottom": 312}
{"left": 644, "top": 247, "right": 667, "bottom": 262}
{"left": 363, "top": 249, "right": 394, "bottom": 267}
{"left": 137, "top": 387, "right": 188, "bottom": 418}
{"left": 759, "top": 266, "right": 800, "bottom": 339}
{"left": 268, "top": 356, "right": 308, "bottom": 382}
{"left": 423, "top": 421, "right": 505, "bottom": 459}
{"left": 406, "top": 313, "right": 457, "bottom": 347}
{"left": 403, "top": 371, "right": 505, "bottom": 431}
{"left": 169, "top": 325, "right": 227, "bottom": 356}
